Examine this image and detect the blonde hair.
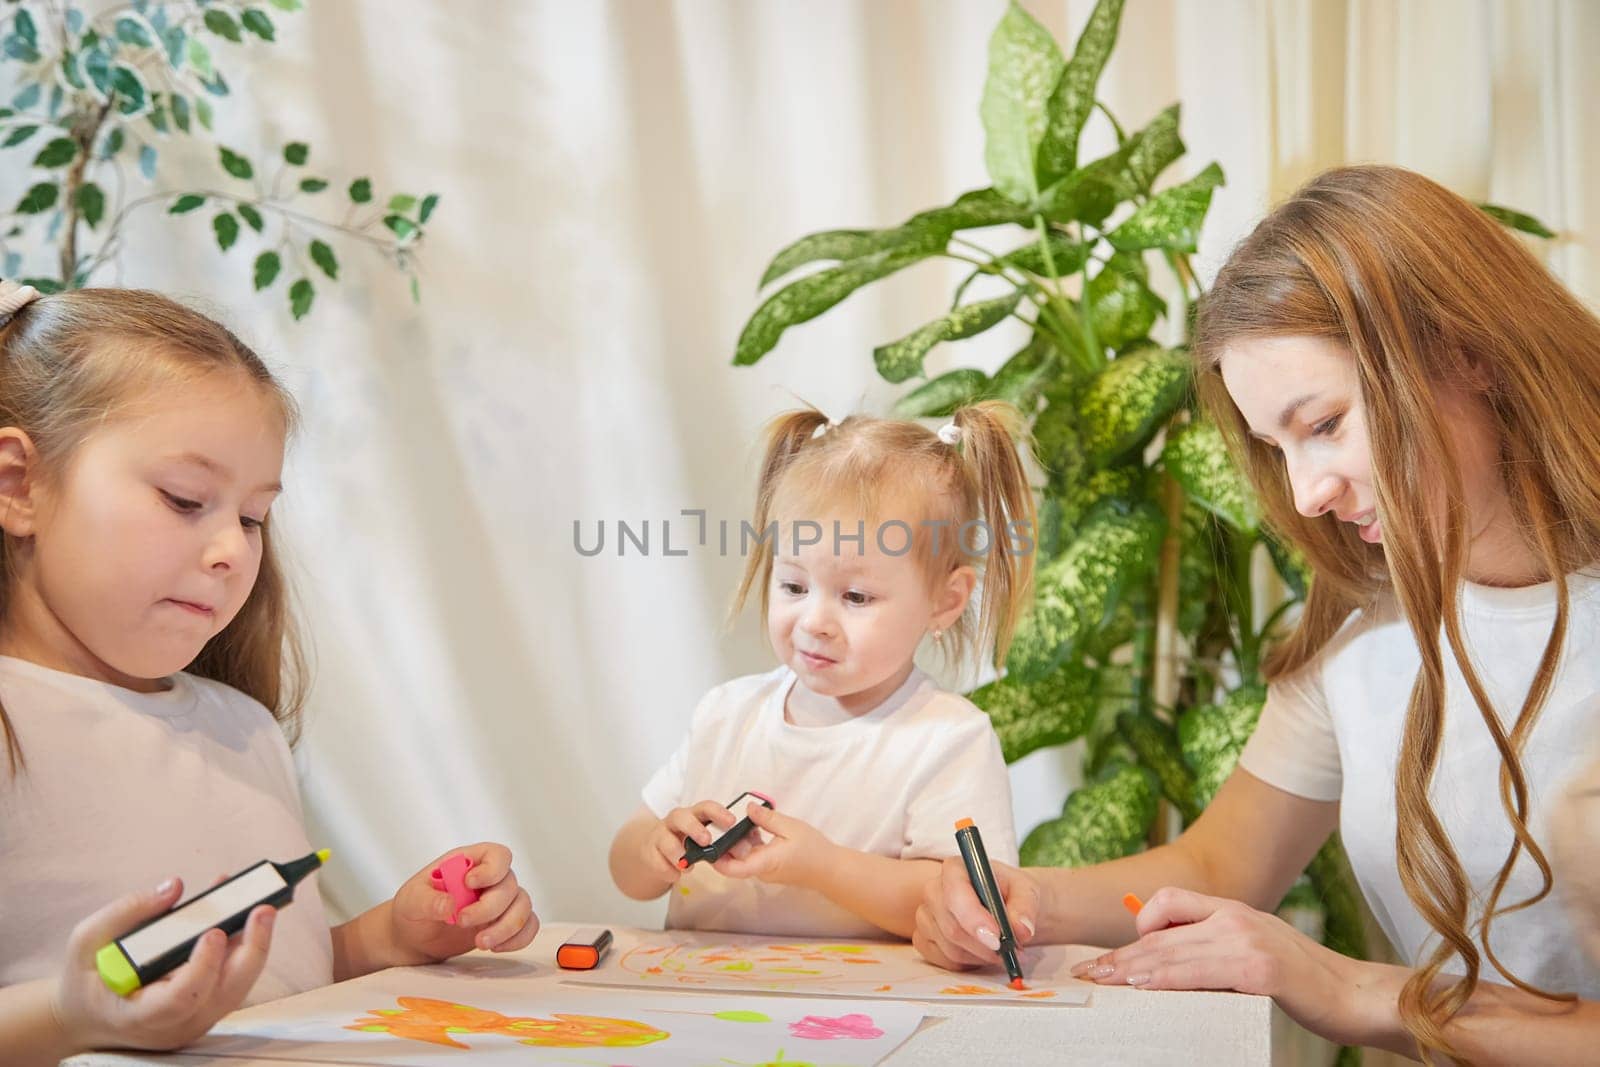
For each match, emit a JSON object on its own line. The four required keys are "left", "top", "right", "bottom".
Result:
{"left": 732, "top": 400, "right": 1037, "bottom": 675}
{"left": 1194, "top": 165, "right": 1600, "bottom": 1062}
{"left": 0, "top": 288, "right": 308, "bottom": 774}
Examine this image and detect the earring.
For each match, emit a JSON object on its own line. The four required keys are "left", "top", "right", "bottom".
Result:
{"left": 931, "top": 629, "right": 944, "bottom": 643}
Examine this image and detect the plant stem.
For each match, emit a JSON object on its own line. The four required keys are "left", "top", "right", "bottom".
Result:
{"left": 59, "top": 99, "right": 114, "bottom": 285}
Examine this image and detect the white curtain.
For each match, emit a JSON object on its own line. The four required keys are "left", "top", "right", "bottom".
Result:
{"left": 35, "top": 0, "right": 1595, "bottom": 942}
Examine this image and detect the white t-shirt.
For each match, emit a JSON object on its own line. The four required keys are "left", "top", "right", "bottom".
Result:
{"left": 0, "top": 657, "right": 333, "bottom": 1006}
{"left": 1239, "top": 573, "right": 1600, "bottom": 997}
{"left": 642, "top": 665, "right": 1017, "bottom": 939}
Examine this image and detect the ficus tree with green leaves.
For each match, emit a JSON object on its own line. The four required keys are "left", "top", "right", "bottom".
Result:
{"left": 734, "top": 6, "right": 1553, "bottom": 1060}
{"left": 0, "top": 0, "right": 438, "bottom": 317}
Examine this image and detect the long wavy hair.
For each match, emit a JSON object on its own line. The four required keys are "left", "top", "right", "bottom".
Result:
{"left": 1193, "top": 165, "right": 1600, "bottom": 1061}
{"left": 0, "top": 288, "right": 308, "bottom": 776}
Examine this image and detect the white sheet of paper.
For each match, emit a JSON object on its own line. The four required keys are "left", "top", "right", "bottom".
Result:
{"left": 191, "top": 962, "right": 927, "bottom": 1066}
{"left": 565, "top": 928, "right": 1094, "bottom": 1006}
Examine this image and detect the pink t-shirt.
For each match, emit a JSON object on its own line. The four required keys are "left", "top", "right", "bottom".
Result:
{"left": 0, "top": 657, "right": 333, "bottom": 1005}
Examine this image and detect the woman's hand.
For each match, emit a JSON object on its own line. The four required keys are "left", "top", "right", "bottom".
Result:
{"left": 912, "top": 855, "right": 1040, "bottom": 970}
{"left": 1069, "top": 887, "right": 1391, "bottom": 1047}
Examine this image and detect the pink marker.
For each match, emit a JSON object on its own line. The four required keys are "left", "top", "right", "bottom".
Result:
{"left": 429, "top": 853, "right": 480, "bottom": 925}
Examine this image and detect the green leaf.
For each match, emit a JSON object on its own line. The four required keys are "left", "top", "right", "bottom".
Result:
{"left": 384, "top": 214, "right": 417, "bottom": 240}
{"left": 16, "top": 182, "right": 58, "bottom": 214}
{"left": 163, "top": 26, "right": 187, "bottom": 68}
{"left": 1077, "top": 345, "right": 1191, "bottom": 465}
{"left": 1162, "top": 417, "right": 1259, "bottom": 533}
{"left": 388, "top": 193, "right": 417, "bottom": 212}
{"left": 169, "top": 194, "right": 207, "bottom": 214}
{"left": 1478, "top": 202, "right": 1556, "bottom": 239}
{"left": 1032, "top": 391, "right": 1086, "bottom": 490}
{"left": 873, "top": 291, "right": 1021, "bottom": 383}
{"left": 1107, "top": 162, "right": 1225, "bottom": 253}
{"left": 972, "top": 662, "right": 1100, "bottom": 763}
{"left": 212, "top": 211, "right": 239, "bottom": 251}
{"left": 1020, "top": 759, "right": 1158, "bottom": 867}
{"left": 268, "top": 0, "right": 305, "bottom": 10}
{"left": 1306, "top": 836, "right": 1367, "bottom": 962}
{"left": 195, "top": 97, "right": 214, "bottom": 131}
{"left": 114, "top": 16, "right": 154, "bottom": 48}
{"left": 1178, "top": 684, "right": 1266, "bottom": 810}
{"left": 13, "top": 9, "right": 37, "bottom": 45}
{"left": 218, "top": 146, "right": 253, "bottom": 180}
{"left": 170, "top": 93, "right": 191, "bottom": 132}
{"left": 76, "top": 182, "right": 106, "bottom": 228}
{"left": 409, "top": 274, "right": 421, "bottom": 304}
{"left": 200, "top": 71, "right": 230, "bottom": 98}
{"left": 979, "top": 2, "right": 1065, "bottom": 203}
{"left": 419, "top": 193, "right": 440, "bottom": 224}
{"left": 309, "top": 239, "right": 338, "bottom": 279}
{"left": 138, "top": 144, "right": 157, "bottom": 180}
{"left": 1119, "top": 103, "right": 1185, "bottom": 194}
{"left": 253, "top": 250, "right": 281, "bottom": 290}
{"left": 33, "top": 137, "right": 78, "bottom": 168}
{"left": 17, "top": 277, "right": 63, "bottom": 294}
{"left": 110, "top": 63, "right": 148, "bottom": 115}
{"left": 1116, "top": 710, "right": 1198, "bottom": 821}
{"left": 348, "top": 177, "right": 373, "bottom": 203}
{"left": 759, "top": 187, "right": 1028, "bottom": 289}
{"left": 989, "top": 332, "right": 1059, "bottom": 409}
{"left": 283, "top": 141, "right": 309, "bottom": 165}
{"left": 1006, "top": 500, "right": 1165, "bottom": 681}
{"left": 1264, "top": 534, "right": 1311, "bottom": 600}
{"left": 299, "top": 177, "right": 328, "bottom": 193}
{"left": 237, "top": 203, "right": 264, "bottom": 232}
{"left": 3, "top": 124, "right": 39, "bottom": 148}
{"left": 1033, "top": 167, "right": 1123, "bottom": 229}
{"left": 187, "top": 37, "right": 213, "bottom": 78}
{"left": 1036, "top": 0, "right": 1125, "bottom": 186}
{"left": 995, "top": 232, "right": 1088, "bottom": 279}
{"left": 735, "top": 243, "right": 941, "bottom": 366}
{"left": 1084, "top": 252, "right": 1165, "bottom": 350}
{"left": 891, "top": 368, "right": 991, "bottom": 418}
{"left": 203, "top": 9, "right": 242, "bottom": 43}
{"left": 289, "top": 277, "right": 314, "bottom": 319}
{"left": 241, "top": 9, "right": 276, "bottom": 41}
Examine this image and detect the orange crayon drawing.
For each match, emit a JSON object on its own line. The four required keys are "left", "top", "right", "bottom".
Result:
{"left": 346, "top": 996, "right": 669, "bottom": 1050}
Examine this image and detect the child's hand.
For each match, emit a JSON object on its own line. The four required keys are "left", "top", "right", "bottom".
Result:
{"left": 387, "top": 843, "right": 538, "bottom": 964}
{"left": 53, "top": 878, "right": 275, "bottom": 1053}
{"left": 642, "top": 801, "right": 741, "bottom": 883}
{"left": 712, "top": 805, "right": 835, "bottom": 889}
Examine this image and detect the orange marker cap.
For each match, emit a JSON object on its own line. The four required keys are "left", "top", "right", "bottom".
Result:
{"left": 954, "top": 818, "right": 975, "bottom": 830}
{"left": 1122, "top": 893, "right": 1144, "bottom": 916}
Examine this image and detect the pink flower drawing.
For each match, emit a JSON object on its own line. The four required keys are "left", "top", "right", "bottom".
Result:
{"left": 787, "top": 1013, "right": 884, "bottom": 1040}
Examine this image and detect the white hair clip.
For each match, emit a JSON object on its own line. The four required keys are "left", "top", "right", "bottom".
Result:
{"left": 937, "top": 423, "right": 962, "bottom": 446}
{"left": 811, "top": 419, "right": 838, "bottom": 440}
{"left": 0, "top": 279, "right": 42, "bottom": 327}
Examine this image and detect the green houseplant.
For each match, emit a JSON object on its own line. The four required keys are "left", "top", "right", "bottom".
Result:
{"left": 0, "top": 0, "right": 437, "bottom": 316}
{"left": 734, "top": 4, "right": 1555, "bottom": 1059}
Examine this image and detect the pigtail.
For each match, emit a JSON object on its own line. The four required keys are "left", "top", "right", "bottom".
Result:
{"left": 951, "top": 400, "right": 1037, "bottom": 670}
{"left": 729, "top": 407, "right": 833, "bottom": 624}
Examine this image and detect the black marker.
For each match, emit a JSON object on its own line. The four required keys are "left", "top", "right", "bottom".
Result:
{"left": 96, "top": 849, "right": 329, "bottom": 996}
{"left": 678, "top": 791, "right": 774, "bottom": 868}
{"left": 955, "top": 819, "right": 1025, "bottom": 988}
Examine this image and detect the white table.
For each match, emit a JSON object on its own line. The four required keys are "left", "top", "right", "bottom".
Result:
{"left": 66, "top": 922, "right": 1285, "bottom": 1066}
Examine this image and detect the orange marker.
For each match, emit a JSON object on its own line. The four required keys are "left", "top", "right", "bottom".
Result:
{"left": 1122, "top": 893, "right": 1144, "bottom": 916}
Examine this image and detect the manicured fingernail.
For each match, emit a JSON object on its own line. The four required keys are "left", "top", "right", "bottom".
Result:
{"left": 1090, "top": 964, "right": 1116, "bottom": 979}
{"left": 1068, "top": 961, "right": 1089, "bottom": 977}
{"left": 976, "top": 927, "right": 1001, "bottom": 952}
{"left": 1018, "top": 916, "right": 1035, "bottom": 938}
{"left": 1126, "top": 973, "right": 1150, "bottom": 986}
{"left": 155, "top": 878, "right": 176, "bottom": 894}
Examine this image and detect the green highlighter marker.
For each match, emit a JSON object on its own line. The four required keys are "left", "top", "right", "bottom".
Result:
{"left": 96, "top": 849, "right": 330, "bottom": 996}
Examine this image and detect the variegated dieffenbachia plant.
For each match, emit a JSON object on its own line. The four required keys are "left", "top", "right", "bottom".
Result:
{"left": 0, "top": 0, "right": 437, "bottom": 317}
{"left": 734, "top": 4, "right": 1556, "bottom": 1059}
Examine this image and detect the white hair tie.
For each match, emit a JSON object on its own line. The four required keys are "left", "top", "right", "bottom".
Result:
{"left": 937, "top": 423, "right": 962, "bottom": 445}
{"left": 0, "top": 279, "right": 42, "bottom": 326}
{"left": 811, "top": 419, "right": 838, "bottom": 440}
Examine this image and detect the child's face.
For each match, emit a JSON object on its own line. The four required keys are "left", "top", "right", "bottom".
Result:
{"left": 23, "top": 372, "right": 286, "bottom": 687}
{"left": 766, "top": 513, "right": 967, "bottom": 714}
